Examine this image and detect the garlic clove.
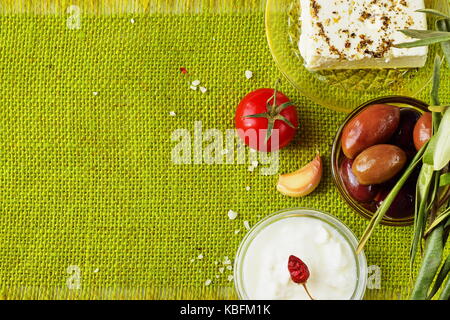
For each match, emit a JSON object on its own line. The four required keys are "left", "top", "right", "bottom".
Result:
{"left": 276, "top": 153, "right": 322, "bottom": 197}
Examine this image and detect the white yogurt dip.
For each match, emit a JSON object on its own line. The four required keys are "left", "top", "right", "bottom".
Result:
{"left": 237, "top": 212, "right": 365, "bottom": 300}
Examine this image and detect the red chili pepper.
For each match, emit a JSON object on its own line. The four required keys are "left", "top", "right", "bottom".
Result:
{"left": 180, "top": 67, "right": 188, "bottom": 74}
{"left": 288, "top": 255, "right": 310, "bottom": 283}
{"left": 288, "top": 255, "right": 314, "bottom": 300}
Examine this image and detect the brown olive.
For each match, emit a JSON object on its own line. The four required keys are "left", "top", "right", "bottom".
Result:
{"left": 413, "top": 112, "right": 432, "bottom": 151}
{"left": 341, "top": 104, "right": 400, "bottom": 159}
{"left": 339, "top": 157, "right": 379, "bottom": 202}
{"left": 374, "top": 172, "right": 417, "bottom": 219}
{"left": 352, "top": 144, "right": 407, "bottom": 185}
{"left": 389, "top": 108, "right": 420, "bottom": 159}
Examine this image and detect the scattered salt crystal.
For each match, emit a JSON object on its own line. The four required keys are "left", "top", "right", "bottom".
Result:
{"left": 190, "top": 85, "right": 197, "bottom": 90}
{"left": 93, "top": 91, "right": 98, "bottom": 96}
{"left": 248, "top": 165, "right": 255, "bottom": 172}
{"left": 245, "top": 70, "right": 253, "bottom": 79}
{"left": 198, "top": 254, "right": 204, "bottom": 259}
{"left": 234, "top": 229, "right": 240, "bottom": 234}
{"left": 251, "top": 160, "right": 259, "bottom": 167}
{"left": 130, "top": 18, "right": 135, "bottom": 24}
{"left": 244, "top": 220, "right": 251, "bottom": 230}
{"left": 205, "top": 279, "right": 212, "bottom": 286}
{"left": 245, "top": 186, "right": 251, "bottom": 191}
{"left": 227, "top": 275, "right": 234, "bottom": 282}
{"left": 192, "top": 80, "right": 201, "bottom": 86}
{"left": 93, "top": 268, "right": 99, "bottom": 273}
{"left": 218, "top": 267, "right": 224, "bottom": 273}
{"left": 221, "top": 149, "right": 229, "bottom": 155}
{"left": 199, "top": 86, "right": 207, "bottom": 93}
{"left": 227, "top": 210, "right": 238, "bottom": 220}
{"left": 215, "top": 275, "right": 220, "bottom": 278}
{"left": 190, "top": 258, "right": 195, "bottom": 263}
{"left": 214, "top": 260, "right": 218, "bottom": 265}
{"left": 169, "top": 111, "right": 176, "bottom": 116}
{"left": 223, "top": 257, "right": 231, "bottom": 265}
{"left": 227, "top": 266, "right": 233, "bottom": 271}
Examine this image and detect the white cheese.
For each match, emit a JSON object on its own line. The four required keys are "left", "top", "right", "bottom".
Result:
{"left": 299, "top": 0, "right": 428, "bottom": 70}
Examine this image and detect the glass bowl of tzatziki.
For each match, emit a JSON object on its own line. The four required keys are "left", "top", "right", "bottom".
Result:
{"left": 234, "top": 208, "right": 367, "bottom": 300}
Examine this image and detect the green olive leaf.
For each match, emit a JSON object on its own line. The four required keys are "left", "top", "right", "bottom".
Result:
{"left": 436, "top": 19, "right": 450, "bottom": 63}
{"left": 423, "top": 56, "right": 444, "bottom": 166}
{"left": 433, "top": 107, "right": 450, "bottom": 171}
{"left": 416, "top": 8, "right": 450, "bottom": 19}
{"left": 431, "top": 55, "right": 442, "bottom": 106}
{"left": 427, "top": 253, "right": 450, "bottom": 299}
{"left": 396, "top": 30, "right": 450, "bottom": 48}
{"left": 439, "top": 273, "right": 450, "bottom": 300}
{"left": 411, "top": 163, "right": 435, "bottom": 267}
{"left": 440, "top": 173, "right": 450, "bottom": 187}
{"left": 410, "top": 225, "right": 444, "bottom": 300}
{"left": 426, "top": 206, "right": 450, "bottom": 235}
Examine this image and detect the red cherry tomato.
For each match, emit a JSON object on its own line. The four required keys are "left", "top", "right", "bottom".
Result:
{"left": 235, "top": 88, "right": 298, "bottom": 152}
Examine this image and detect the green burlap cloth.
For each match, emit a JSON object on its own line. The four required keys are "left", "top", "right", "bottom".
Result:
{"left": 0, "top": 0, "right": 449, "bottom": 299}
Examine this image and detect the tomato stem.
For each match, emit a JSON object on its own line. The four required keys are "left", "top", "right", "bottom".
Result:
{"left": 243, "top": 79, "right": 296, "bottom": 143}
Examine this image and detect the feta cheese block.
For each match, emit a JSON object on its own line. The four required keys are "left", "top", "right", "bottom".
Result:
{"left": 299, "top": 0, "right": 428, "bottom": 70}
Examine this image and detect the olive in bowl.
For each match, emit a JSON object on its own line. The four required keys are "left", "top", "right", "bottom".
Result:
{"left": 331, "top": 96, "right": 430, "bottom": 226}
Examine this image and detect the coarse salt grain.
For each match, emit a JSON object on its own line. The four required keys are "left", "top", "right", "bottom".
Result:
{"left": 192, "top": 80, "right": 201, "bottom": 86}
{"left": 190, "top": 85, "right": 197, "bottom": 91}
{"left": 198, "top": 254, "right": 204, "bottom": 259}
{"left": 245, "top": 70, "right": 253, "bottom": 79}
{"left": 227, "top": 266, "right": 233, "bottom": 271}
{"left": 218, "top": 267, "right": 224, "bottom": 273}
{"left": 199, "top": 86, "right": 207, "bottom": 93}
{"left": 93, "top": 268, "right": 99, "bottom": 273}
{"left": 244, "top": 221, "right": 251, "bottom": 230}
{"left": 227, "top": 210, "right": 238, "bottom": 220}
{"left": 245, "top": 186, "right": 250, "bottom": 191}
{"left": 221, "top": 149, "right": 229, "bottom": 155}
{"left": 93, "top": 91, "right": 98, "bottom": 96}
{"left": 251, "top": 160, "right": 259, "bottom": 167}
{"left": 169, "top": 111, "right": 176, "bottom": 116}
{"left": 248, "top": 165, "right": 255, "bottom": 172}
{"left": 190, "top": 259, "right": 195, "bottom": 263}
{"left": 130, "top": 18, "right": 135, "bottom": 23}
{"left": 223, "top": 257, "right": 231, "bottom": 265}
{"left": 227, "top": 275, "right": 234, "bottom": 282}
{"left": 205, "top": 279, "right": 212, "bottom": 286}
{"left": 215, "top": 275, "right": 220, "bottom": 278}
{"left": 234, "top": 229, "right": 240, "bottom": 234}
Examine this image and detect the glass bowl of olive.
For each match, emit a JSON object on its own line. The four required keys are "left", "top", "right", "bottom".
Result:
{"left": 331, "top": 96, "right": 431, "bottom": 226}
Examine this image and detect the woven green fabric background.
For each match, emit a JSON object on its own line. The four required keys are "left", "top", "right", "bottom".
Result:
{"left": 0, "top": 1, "right": 449, "bottom": 299}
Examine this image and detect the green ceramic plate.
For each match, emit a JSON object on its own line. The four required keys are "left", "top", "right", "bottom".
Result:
{"left": 265, "top": 0, "right": 449, "bottom": 113}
